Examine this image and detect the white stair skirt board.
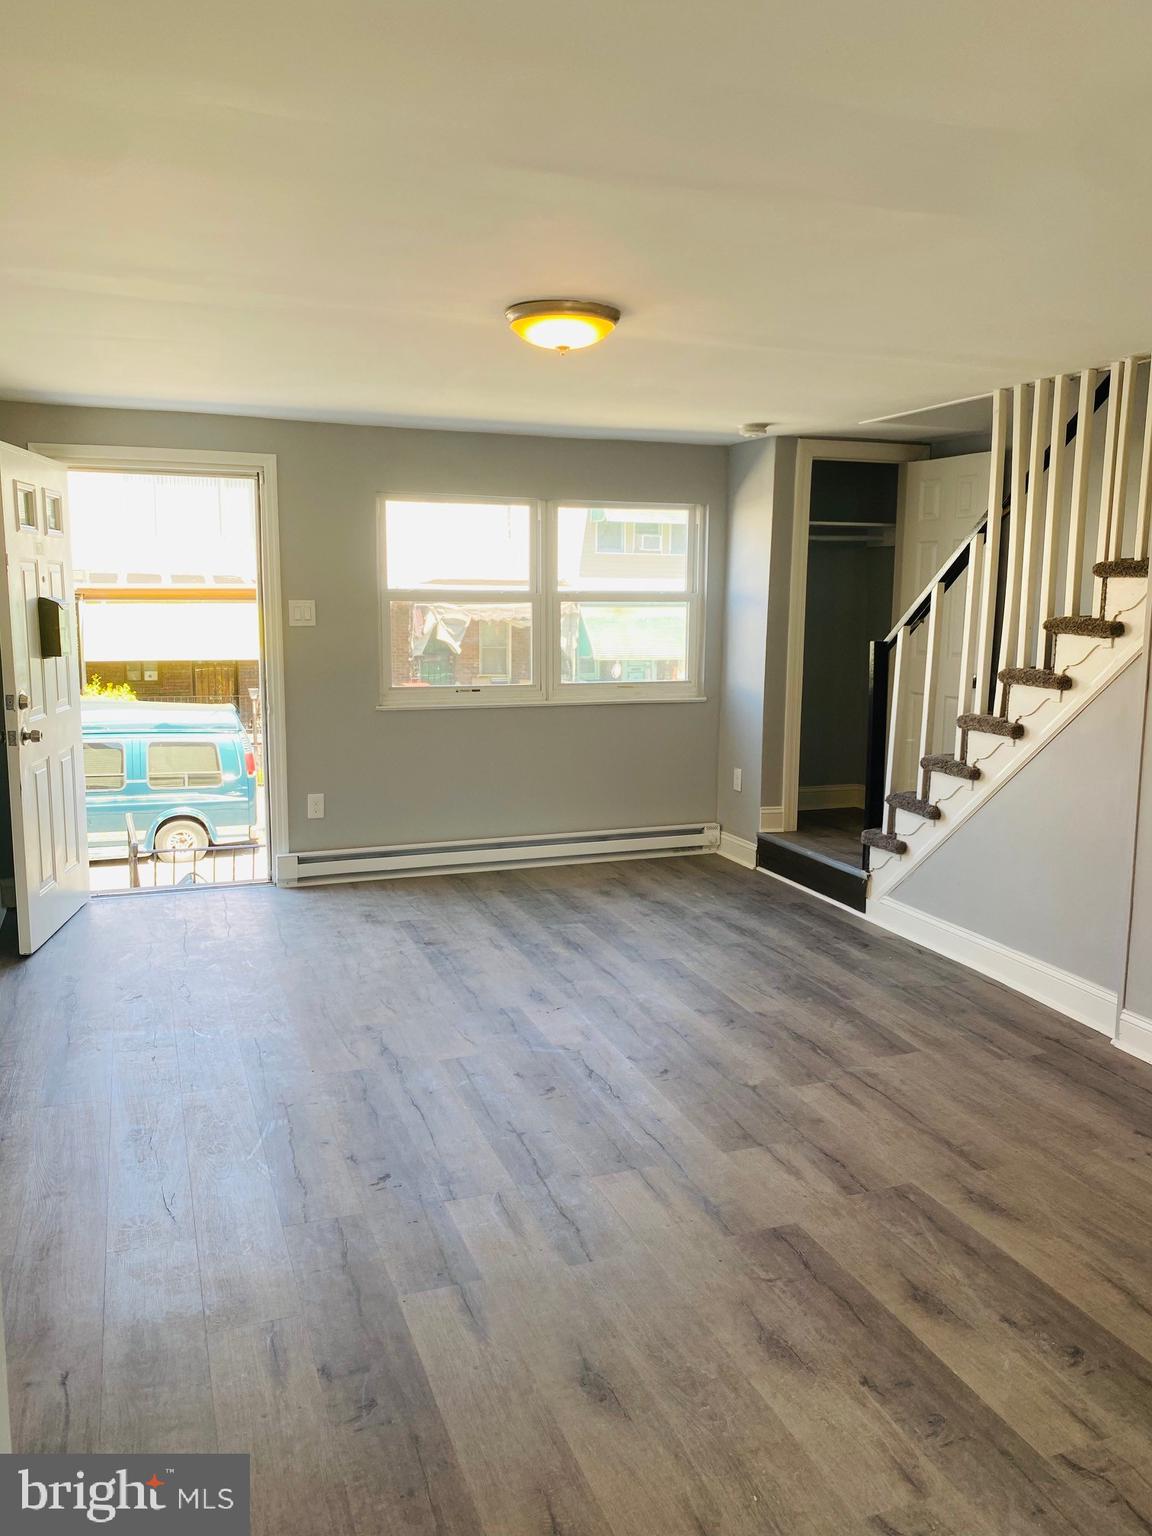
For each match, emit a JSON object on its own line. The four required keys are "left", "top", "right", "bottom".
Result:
{"left": 718, "top": 831, "right": 758, "bottom": 869}
{"left": 1115, "top": 1009, "right": 1152, "bottom": 1065}
{"left": 870, "top": 576, "right": 1147, "bottom": 902}
{"left": 798, "top": 784, "right": 865, "bottom": 811}
{"left": 277, "top": 823, "right": 720, "bottom": 886}
{"left": 760, "top": 805, "right": 786, "bottom": 832}
{"left": 868, "top": 896, "right": 1118, "bottom": 1035}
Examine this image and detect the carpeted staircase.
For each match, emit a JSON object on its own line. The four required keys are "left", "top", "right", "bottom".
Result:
{"left": 863, "top": 557, "right": 1148, "bottom": 858}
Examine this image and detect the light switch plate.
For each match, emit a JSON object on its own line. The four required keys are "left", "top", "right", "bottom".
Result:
{"left": 288, "top": 599, "right": 316, "bottom": 627}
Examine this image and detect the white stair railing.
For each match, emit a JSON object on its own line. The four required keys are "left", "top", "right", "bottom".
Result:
{"left": 865, "top": 355, "right": 1149, "bottom": 861}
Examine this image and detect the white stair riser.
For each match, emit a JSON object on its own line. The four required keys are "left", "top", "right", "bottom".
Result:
{"left": 869, "top": 578, "right": 1147, "bottom": 901}
{"left": 1100, "top": 573, "right": 1147, "bottom": 619}
{"left": 1002, "top": 682, "right": 1074, "bottom": 720}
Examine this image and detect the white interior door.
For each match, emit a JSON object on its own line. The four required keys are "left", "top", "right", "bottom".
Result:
{"left": 0, "top": 444, "right": 89, "bottom": 954}
{"left": 893, "top": 452, "right": 991, "bottom": 787}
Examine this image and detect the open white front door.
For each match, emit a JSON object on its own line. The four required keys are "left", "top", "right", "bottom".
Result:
{"left": 0, "top": 444, "right": 88, "bottom": 954}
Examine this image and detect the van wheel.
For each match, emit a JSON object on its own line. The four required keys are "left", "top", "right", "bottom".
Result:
{"left": 154, "top": 819, "right": 211, "bottom": 860}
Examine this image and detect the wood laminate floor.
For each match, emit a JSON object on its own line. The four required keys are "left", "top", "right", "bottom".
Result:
{"left": 772, "top": 806, "right": 865, "bottom": 865}
{"left": 4, "top": 856, "right": 1152, "bottom": 1535}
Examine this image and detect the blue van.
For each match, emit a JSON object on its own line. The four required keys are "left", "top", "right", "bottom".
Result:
{"left": 81, "top": 701, "right": 259, "bottom": 859}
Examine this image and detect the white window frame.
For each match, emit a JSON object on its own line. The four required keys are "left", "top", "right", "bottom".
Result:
{"left": 377, "top": 495, "right": 706, "bottom": 709}
{"left": 548, "top": 500, "right": 705, "bottom": 704}
{"left": 378, "top": 495, "right": 546, "bottom": 708}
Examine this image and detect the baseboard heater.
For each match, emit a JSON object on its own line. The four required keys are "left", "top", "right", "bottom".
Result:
{"left": 277, "top": 822, "right": 720, "bottom": 886}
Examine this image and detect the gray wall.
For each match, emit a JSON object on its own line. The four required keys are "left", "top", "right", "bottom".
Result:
{"left": 0, "top": 403, "right": 727, "bottom": 853}
{"left": 1121, "top": 641, "right": 1152, "bottom": 1017}
{"left": 895, "top": 662, "right": 1144, "bottom": 990}
{"left": 716, "top": 437, "right": 797, "bottom": 840}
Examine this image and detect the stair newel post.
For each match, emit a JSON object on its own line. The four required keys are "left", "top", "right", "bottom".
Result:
{"left": 917, "top": 582, "right": 946, "bottom": 793}
{"left": 1037, "top": 373, "right": 1070, "bottom": 669}
{"left": 973, "top": 387, "right": 1010, "bottom": 714}
{"left": 1014, "top": 375, "right": 1052, "bottom": 671}
{"left": 884, "top": 626, "right": 909, "bottom": 828}
{"left": 862, "top": 637, "right": 892, "bottom": 872}
{"left": 1135, "top": 360, "right": 1152, "bottom": 564}
{"left": 1094, "top": 359, "right": 1125, "bottom": 612}
{"left": 955, "top": 532, "right": 984, "bottom": 759}
{"left": 996, "top": 382, "right": 1033, "bottom": 711}
{"left": 1064, "top": 367, "right": 1097, "bottom": 622}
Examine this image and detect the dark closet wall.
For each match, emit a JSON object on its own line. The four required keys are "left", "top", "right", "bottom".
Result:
{"left": 799, "top": 461, "right": 898, "bottom": 792}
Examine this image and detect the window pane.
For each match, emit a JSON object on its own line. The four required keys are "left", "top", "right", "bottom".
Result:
{"left": 390, "top": 602, "right": 533, "bottom": 688}
{"left": 559, "top": 602, "right": 689, "bottom": 684}
{"left": 84, "top": 742, "right": 124, "bottom": 790}
{"left": 385, "top": 501, "right": 531, "bottom": 589}
{"left": 148, "top": 741, "right": 222, "bottom": 787}
{"left": 557, "top": 506, "right": 689, "bottom": 591}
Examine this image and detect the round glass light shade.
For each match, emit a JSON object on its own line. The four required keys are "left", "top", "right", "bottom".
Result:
{"left": 505, "top": 300, "right": 620, "bottom": 353}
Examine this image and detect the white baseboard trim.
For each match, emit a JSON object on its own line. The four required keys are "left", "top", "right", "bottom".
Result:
{"left": 760, "top": 804, "right": 785, "bottom": 832}
{"left": 718, "top": 831, "right": 757, "bottom": 869}
{"left": 798, "top": 783, "right": 865, "bottom": 811}
{"left": 1115, "top": 1008, "right": 1152, "bottom": 1064}
{"left": 868, "top": 895, "right": 1117, "bottom": 1035}
{"left": 277, "top": 822, "right": 720, "bottom": 886}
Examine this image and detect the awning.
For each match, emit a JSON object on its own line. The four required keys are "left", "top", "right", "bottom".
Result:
{"left": 576, "top": 604, "right": 687, "bottom": 661}
{"left": 409, "top": 603, "right": 530, "bottom": 657}
{"left": 79, "top": 601, "right": 259, "bottom": 662}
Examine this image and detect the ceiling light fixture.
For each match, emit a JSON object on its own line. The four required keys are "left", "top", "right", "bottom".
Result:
{"left": 505, "top": 299, "right": 621, "bottom": 354}
{"left": 739, "top": 423, "right": 774, "bottom": 438}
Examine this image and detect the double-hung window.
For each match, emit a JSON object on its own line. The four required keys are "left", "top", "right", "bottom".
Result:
{"left": 379, "top": 497, "right": 542, "bottom": 705}
{"left": 378, "top": 497, "right": 704, "bottom": 706}
{"left": 552, "top": 504, "right": 703, "bottom": 700}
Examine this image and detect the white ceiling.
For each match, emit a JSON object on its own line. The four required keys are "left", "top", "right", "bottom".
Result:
{"left": 3, "top": 1, "right": 1151, "bottom": 443}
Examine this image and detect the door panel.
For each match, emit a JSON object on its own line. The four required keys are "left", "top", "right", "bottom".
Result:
{"left": 17, "top": 561, "right": 44, "bottom": 720}
{"left": 46, "top": 558, "right": 73, "bottom": 712}
{"left": 0, "top": 444, "right": 89, "bottom": 953}
{"left": 894, "top": 453, "right": 990, "bottom": 789}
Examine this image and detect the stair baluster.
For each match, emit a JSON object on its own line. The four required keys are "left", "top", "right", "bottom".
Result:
{"left": 972, "top": 388, "right": 1010, "bottom": 713}
{"left": 862, "top": 356, "right": 1149, "bottom": 873}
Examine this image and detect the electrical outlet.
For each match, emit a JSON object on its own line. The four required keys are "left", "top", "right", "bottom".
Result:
{"left": 732, "top": 768, "right": 742, "bottom": 792}
{"left": 307, "top": 793, "right": 325, "bottom": 819}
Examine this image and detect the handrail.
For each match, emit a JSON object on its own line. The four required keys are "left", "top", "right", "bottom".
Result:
{"left": 862, "top": 365, "right": 1122, "bottom": 872}
{"left": 885, "top": 526, "right": 982, "bottom": 643}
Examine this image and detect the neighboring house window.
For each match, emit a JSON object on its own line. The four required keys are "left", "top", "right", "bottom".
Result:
{"left": 379, "top": 497, "right": 704, "bottom": 706}
{"left": 478, "top": 618, "right": 512, "bottom": 680}
{"left": 594, "top": 520, "right": 625, "bottom": 554}
{"left": 148, "top": 741, "right": 223, "bottom": 788}
{"left": 84, "top": 742, "right": 125, "bottom": 791}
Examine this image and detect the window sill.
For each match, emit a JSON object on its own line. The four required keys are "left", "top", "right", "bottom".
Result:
{"left": 376, "top": 693, "right": 708, "bottom": 712}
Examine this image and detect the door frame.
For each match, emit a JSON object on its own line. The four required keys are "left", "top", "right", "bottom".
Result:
{"left": 780, "top": 439, "right": 929, "bottom": 833}
{"left": 28, "top": 444, "right": 288, "bottom": 881}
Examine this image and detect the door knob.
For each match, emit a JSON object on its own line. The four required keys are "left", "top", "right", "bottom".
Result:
{"left": 20, "top": 728, "right": 42, "bottom": 744}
